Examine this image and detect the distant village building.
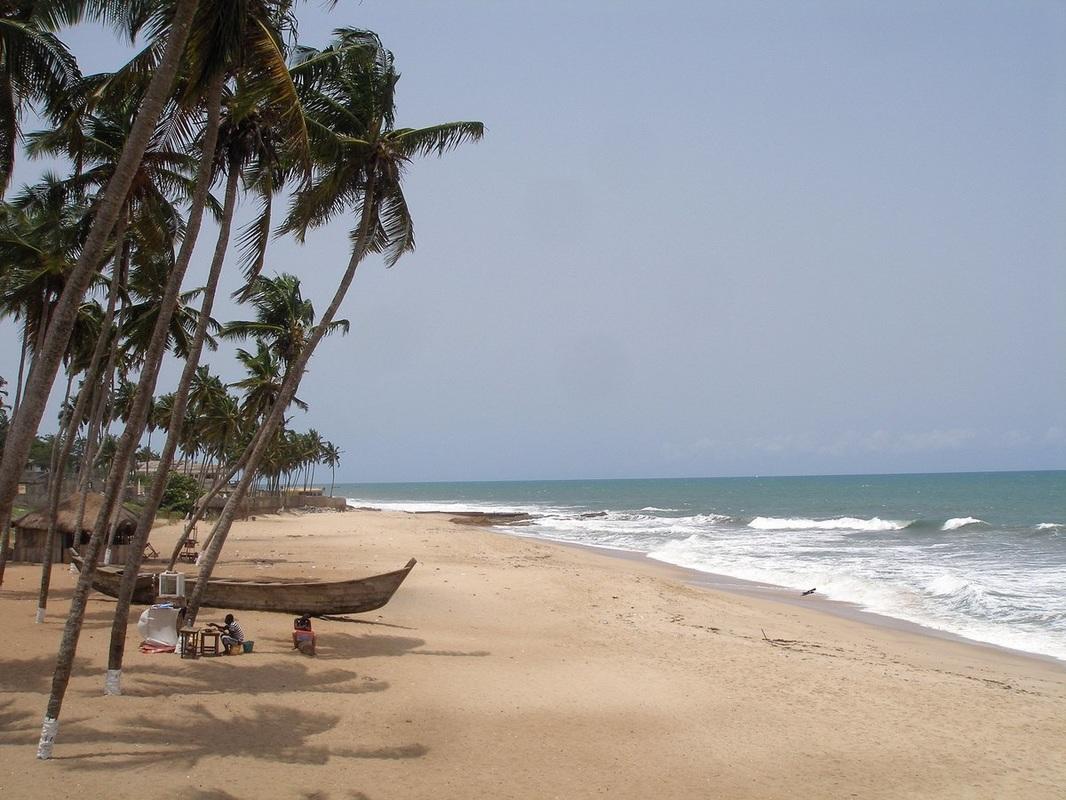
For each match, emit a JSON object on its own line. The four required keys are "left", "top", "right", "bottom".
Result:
{"left": 196, "top": 486, "right": 345, "bottom": 519}
{"left": 16, "top": 468, "right": 49, "bottom": 501}
{"left": 140, "top": 460, "right": 223, "bottom": 489}
{"left": 10, "top": 492, "right": 138, "bottom": 565}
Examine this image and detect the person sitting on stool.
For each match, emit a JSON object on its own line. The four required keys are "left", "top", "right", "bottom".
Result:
{"left": 292, "top": 615, "right": 316, "bottom": 656}
{"left": 209, "top": 614, "right": 245, "bottom": 653}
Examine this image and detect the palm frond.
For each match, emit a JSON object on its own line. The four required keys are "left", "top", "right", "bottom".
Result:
{"left": 234, "top": 188, "right": 272, "bottom": 293}
{"left": 364, "top": 181, "right": 414, "bottom": 267}
{"left": 390, "top": 122, "right": 486, "bottom": 159}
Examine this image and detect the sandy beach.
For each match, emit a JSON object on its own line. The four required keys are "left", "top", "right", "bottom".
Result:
{"left": 1, "top": 508, "right": 1064, "bottom": 799}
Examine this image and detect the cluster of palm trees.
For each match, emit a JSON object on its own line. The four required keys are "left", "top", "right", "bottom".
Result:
{"left": 142, "top": 366, "right": 345, "bottom": 501}
{"left": 0, "top": 1, "right": 481, "bottom": 759}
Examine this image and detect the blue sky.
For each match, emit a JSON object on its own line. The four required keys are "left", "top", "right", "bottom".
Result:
{"left": 3, "top": 1, "right": 1064, "bottom": 481}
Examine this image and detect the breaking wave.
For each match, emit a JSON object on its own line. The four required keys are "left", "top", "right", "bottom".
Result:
{"left": 941, "top": 517, "right": 985, "bottom": 531}
{"left": 747, "top": 516, "right": 909, "bottom": 532}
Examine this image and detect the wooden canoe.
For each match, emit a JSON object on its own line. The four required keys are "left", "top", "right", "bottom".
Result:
{"left": 70, "top": 553, "right": 416, "bottom": 616}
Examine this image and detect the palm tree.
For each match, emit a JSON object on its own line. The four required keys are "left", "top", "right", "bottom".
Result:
{"left": 120, "top": 256, "right": 221, "bottom": 366}
{"left": 233, "top": 340, "right": 299, "bottom": 420}
{"left": 221, "top": 272, "right": 347, "bottom": 367}
{"left": 34, "top": 299, "right": 109, "bottom": 621}
{"left": 322, "top": 440, "right": 341, "bottom": 497}
{"left": 0, "top": 1, "right": 201, "bottom": 607}
{"left": 186, "top": 30, "right": 483, "bottom": 624}
{"left": 153, "top": 78, "right": 301, "bottom": 569}
{"left": 176, "top": 269, "right": 345, "bottom": 556}
{"left": 0, "top": 178, "right": 94, "bottom": 408}
{"left": 0, "top": 176, "right": 96, "bottom": 588}
{"left": 172, "top": 270, "right": 330, "bottom": 534}
{"left": 0, "top": 0, "right": 80, "bottom": 192}
{"left": 152, "top": 392, "right": 175, "bottom": 440}
{"left": 101, "top": 0, "right": 313, "bottom": 698}
{"left": 32, "top": 2, "right": 210, "bottom": 760}
{"left": 303, "top": 428, "right": 323, "bottom": 491}
{"left": 22, "top": 96, "right": 199, "bottom": 581}
{"left": 41, "top": 73, "right": 224, "bottom": 736}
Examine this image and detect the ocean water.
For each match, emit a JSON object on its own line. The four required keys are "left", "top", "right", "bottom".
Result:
{"left": 333, "top": 471, "right": 1066, "bottom": 662}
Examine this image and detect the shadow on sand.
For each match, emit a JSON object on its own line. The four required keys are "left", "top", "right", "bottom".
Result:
{"left": 0, "top": 698, "right": 32, "bottom": 730}
{"left": 36, "top": 702, "right": 429, "bottom": 770}
{"left": 0, "top": 655, "right": 95, "bottom": 694}
{"left": 123, "top": 657, "right": 387, "bottom": 698}
{"left": 0, "top": 699, "right": 405, "bottom": 800}
{"left": 314, "top": 631, "right": 489, "bottom": 661}
{"left": 311, "top": 631, "right": 426, "bottom": 660}
{"left": 319, "top": 614, "right": 414, "bottom": 630}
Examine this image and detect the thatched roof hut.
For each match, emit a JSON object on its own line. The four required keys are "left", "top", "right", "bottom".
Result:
{"left": 11, "top": 492, "right": 139, "bottom": 564}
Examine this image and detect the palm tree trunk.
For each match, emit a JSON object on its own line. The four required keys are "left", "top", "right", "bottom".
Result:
{"left": 6, "top": 0, "right": 200, "bottom": 606}
{"left": 0, "top": 329, "right": 32, "bottom": 586}
{"left": 38, "top": 219, "right": 126, "bottom": 600}
{"left": 106, "top": 157, "right": 238, "bottom": 693}
{"left": 35, "top": 365, "right": 98, "bottom": 610}
{"left": 75, "top": 348, "right": 117, "bottom": 507}
{"left": 35, "top": 38, "right": 219, "bottom": 758}
{"left": 12, "top": 330, "right": 27, "bottom": 413}
{"left": 330, "top": 464, "right": 335, "bottom": 497}
{"left": 35, "top": 370, "right": 75, "bottom": 623}
{"left": 186, "top": 173, "right": 380, "bottom": 625}
{"left": 74, "top": 239, "right": 130, "bottom": 526}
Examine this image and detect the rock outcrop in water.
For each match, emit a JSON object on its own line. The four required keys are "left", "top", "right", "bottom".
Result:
{"left": 448, "top": 512, "right": 533, "bottom": 527}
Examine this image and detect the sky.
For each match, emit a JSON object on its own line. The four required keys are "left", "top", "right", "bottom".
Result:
{"left": 2, "top": 1, "right": 1064, "bottom": 483}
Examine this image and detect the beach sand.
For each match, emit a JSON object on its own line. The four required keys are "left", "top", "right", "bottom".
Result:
{"left": 1, "top": 509, "right": 1064, "bottom": 799}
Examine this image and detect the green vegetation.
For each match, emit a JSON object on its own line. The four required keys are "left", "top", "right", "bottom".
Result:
{"left": 160, "top": 471, "right": 199, "bottom": 515}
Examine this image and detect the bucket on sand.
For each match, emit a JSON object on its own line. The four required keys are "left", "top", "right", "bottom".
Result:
{"left": 242, "top": 640, "right": 254, "bottom": 653}
{"left": 227, "top": 644, "right": 243, "bottom": 655}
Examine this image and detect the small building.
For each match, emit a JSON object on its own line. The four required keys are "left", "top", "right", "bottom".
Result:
{"left": 142, "top": 460, "right": 223, "bottom": 487}
{"left": 16, "top": 468, "right": 49, "bottom": 501}
{"left": 10, "top": 492, "right": 139, "bottom": 565}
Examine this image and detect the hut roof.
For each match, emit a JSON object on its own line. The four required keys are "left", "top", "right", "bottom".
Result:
{"left": 13, "top": 492, "right": 139, "bottom": 534}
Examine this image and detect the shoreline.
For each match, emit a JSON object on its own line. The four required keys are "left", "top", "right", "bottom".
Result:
{"left": 403, "top": 507, "right": 1066, "bottom": 669}
{"left": 3, "top": 507, "right": 1064, "bottom": 799}
{"left": 518, "top": 531, "right": 1066, "bottom": 670}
